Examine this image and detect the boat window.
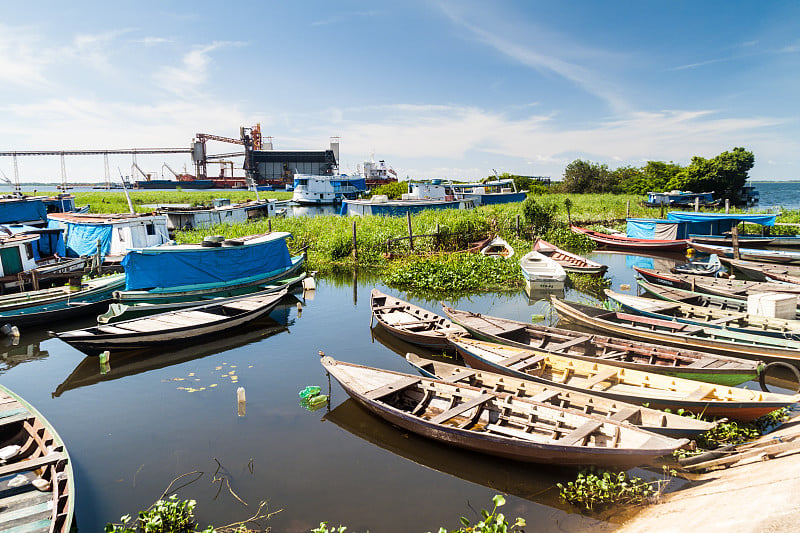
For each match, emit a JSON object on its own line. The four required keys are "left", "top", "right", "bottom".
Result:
{"left": 145, "top": 223, "right": 156, "bottom": 236}
{"left": 25, "top": 243, "right": 34, "bottom": 259}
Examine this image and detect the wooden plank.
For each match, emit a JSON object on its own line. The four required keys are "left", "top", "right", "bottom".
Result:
{"left": 548, "top": 335, "right": 592, "bottom": 352}
{"left": 0, "top": 412, "right": 30, "bottom": 428}
{"left": 429, "top": 394, "right": 492, "bottom": 424}
{"left": 530, "top": 389, "right": 561, "bottom": 403}
{"left": 511, "top": 354, "right": 547, "bottom": 372}
{"left": 560, "top": 420, "right": 603, "bottom": 445}
{"left": 706, "top": 313, "right": 747, "bottom": 325}
{"left": 609, "top": 407, "right": 640, "bottom": 423}
{"left": 486, "top": 423, "right": 539, "bottom": 441}
{"left": 175, "top": 310, "right": 225, "bottom": 322}
{"left": 584, "top": 368, "right": 618, "bottom": 389}
{"left": 501, "top": 351, "right": 544, "bottom": 368}
{"left": 222, "top": 300, "right": 263, "bottom": 311}
{"left": 441, "top": 369, "right": 476, "bottom": 383}
{"left": 0, "top": 452, "right": 66, "bottom": 478}
{"left": 685, "top": 385, "right": 715, "bottom": 401}
{"left": 364, "top": 376, "right": 420, "bottom": 401}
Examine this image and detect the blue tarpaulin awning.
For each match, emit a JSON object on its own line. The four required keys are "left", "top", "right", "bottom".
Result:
{"left": 666, "top": 212, "right": 776, "bottom": 226}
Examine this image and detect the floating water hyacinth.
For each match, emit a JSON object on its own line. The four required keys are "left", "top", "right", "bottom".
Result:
{"left": 299, "top": 385, "right": 321, "bottom": 399}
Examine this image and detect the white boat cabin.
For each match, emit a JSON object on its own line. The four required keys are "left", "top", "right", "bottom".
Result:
{"left": 158, "top": 199, "right": 278, "bottom": 231}
{"left": 47, "top": 212, "right": 170, "bottom": 262}
{"left": 0, "top": 234, "right": 38, "bottom": 278}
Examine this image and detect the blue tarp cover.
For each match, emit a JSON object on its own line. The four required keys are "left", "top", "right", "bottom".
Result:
{"left": 0, "top": 200, "right": 47, "bottom": 224}
{"left": 666, "top": 212, "right": 776, "bottom": 226}
{"left": 626, "top": 219, "right": 684, "bottom": 239}
{"left": 122, "top": 235, "right": 292, "bottom": 291}
{"left": 47, "top": 219, "right": 113, "bottom": 258}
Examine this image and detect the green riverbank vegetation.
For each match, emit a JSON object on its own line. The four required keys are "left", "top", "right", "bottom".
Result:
{"left": 72, "top": 190, "right": 292, "bottom": 214}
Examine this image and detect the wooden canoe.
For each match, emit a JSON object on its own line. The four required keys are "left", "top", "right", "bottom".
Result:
{"left": 441, "top": 305, "right": 760, "bottom": 386}
{"left": 370, "top": 289, "right": 466, "bottom": 351}
{"left": 446, "top": 336, "right": 797, "bottom": 421}
{"left": 550, "top": 296, "right": 800, "bottom": 368}
{"left": 52, "top": 288, "right": 288, "bottom": 355}
{"left": 605, "top": 289, "right": 800, "bottom": 341}
{"left": 479, "top": 236, "right": 515, "bottom": 258}
{"left": 690, "top": 241, "right": 800, "bottom": 265}
{"left": 519, "top": 250, "right": 567, "bottom": 284}
{"left": 570, "top": 225, "right": 689, "bottom": 251}
{"left": 721, "top": 257, "right": 800, "bottom": 285}
{"left": 321, "top": 356, "right": 689, "bottom": 468}
{"left": 404, "top": 352, "right": 717, "bottom": 438}
{"left": 633, "top": 267, "right": 800, "bottom": 298}
{"left": 636, "top": 277, "right": 800, "bottom": 320}
{"left": 533, "top": 238, "right": 607, "bottom": 275}
{"left": 688, "top": 235, "right": 775, "bottom": 248}
{"left": 0, "top": 383, "right": 74, "bottom": 533}
{"left": 671, "top": 254, "right": 725, "bottom": 277}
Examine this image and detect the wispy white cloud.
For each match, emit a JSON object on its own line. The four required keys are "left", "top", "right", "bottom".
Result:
{"left": 0, "top": 24, "right": 49, "bottom": 87}
{"left": 136, "top": 37, "right": 173, "bottom": 46}
{"left": 311, "top": 10, "right": 379, "bottom": 27}
{"left": 155, "top": 41, "right": 245, "bottom": 97}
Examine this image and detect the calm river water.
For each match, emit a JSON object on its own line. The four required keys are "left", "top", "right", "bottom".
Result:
{"left": 0, "top": 250, "right": 701, "bottom": 532}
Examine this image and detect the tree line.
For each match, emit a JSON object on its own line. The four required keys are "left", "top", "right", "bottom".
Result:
{"left": 500, "top": 147, "right": 755, "bottom": 203}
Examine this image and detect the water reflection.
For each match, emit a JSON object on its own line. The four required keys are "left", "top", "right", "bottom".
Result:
{"left": 0, "top": 329, "right": 51, "bottom": 374}
{"left": 323, "top": 399, "right": 616, "bottom": 529}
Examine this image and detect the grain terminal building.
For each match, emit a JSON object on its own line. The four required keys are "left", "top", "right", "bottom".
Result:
{"left": 246, "top": 137, "right": 339, "bottom": 188}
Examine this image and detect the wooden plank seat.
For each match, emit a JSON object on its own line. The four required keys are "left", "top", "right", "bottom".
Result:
{"left": 173, "top": 310, "right": 224, "bottom": 322}
{"left": 687, "top": 357, "right": 726, "bottom": 368}
{"left": 222, "top": 300, "right": 265, "bottom": 312}
{"left": 486, "top": 423, "right": 539, "bottom": 441}
{"left": 547, "top": 335, "right": 592, "bottom": 353}
{"left": 584, "top": 368, "right": 618, "bottom": 389}
{"left": 429, "top": 394, "right": 493, "bottom": 424}
{"left": 706, "top": 313, "right": 747, "bottom": 325}
{"left": 364, "top": 376, "right": 421, "bottom": 401}
{"left": 685, "top": 385, "right": 715, "bottom": 401}
{"left": 441, "top": 369, "right": 476, "bottom": 383}
{"left": 609, "top": 407, "right": 641, "bottom": 423}
{"left": 385, "top": 318, "right": 441, "bottom": 328}
{"left": 500, "top": 350, "right": 546, "bottom": 370}
{"left": 0, "top": 411, "right": 31, "bottom": 428}
{"left": 529, "top": 389, "right": 561, "bottom": 403}
{"left": 95, "top": 325, "right": 137, "bottom": 335}
{"left": 511, "top": 355, "right": 548, "bottom": 372}
{"left": 0, "top": 452, "right": 66, "bottom": 478}
{"left": 560, "top": 420, "right": 604, "bottom": 445}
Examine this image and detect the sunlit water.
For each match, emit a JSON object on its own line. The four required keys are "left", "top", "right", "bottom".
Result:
{"left": 0, "top": 250, "right": 690, "bottom": 532}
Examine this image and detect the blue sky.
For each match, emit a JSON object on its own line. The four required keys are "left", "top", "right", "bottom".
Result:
{"left": 1, "top": 1, "right": 798, "bottom": 184}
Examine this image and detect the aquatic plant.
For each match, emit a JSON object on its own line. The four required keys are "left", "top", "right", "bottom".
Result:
{"left": 104, "top": 494, "right": 214, "bottom": 533}
{"left": 431, "top": 494, "right": 526, "bottom": 533}
{"left": 556, "top": 467, "right": 673, "bottom": 512}
{"left": 383, "top": 253, "right": 523, "bottom": 294}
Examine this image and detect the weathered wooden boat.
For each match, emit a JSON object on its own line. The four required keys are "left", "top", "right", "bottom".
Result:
{"left": 441, "top": 305, "right": 760, "bottom": 386}
{"left": 321, "top": 356, "right": 689, "bottom": 468}
{"left": 519, "top": 250, "right": 567, "bottom": 288}
{"left": 671, "top": 254, "right": 725, "bottom": 277}
{"left": 114, "top": 231, "right": 305, "bottom": 305}
{"left": 689, "top": 241, "right": 800, "bottom": 265}
{"left": 533, "top": 239, "right": 607, "bottom": 275}
{"left": 605, "top": 289, "right": 800, "bottom": 341}
{"left": 97, "top": 272, "right": 307, "bottom": 324}
{"left": 404, "top": 353, "right": 717, "bottom": 438}
{"left": 0, "top": 232, "right": 87, "bottom": 294}
{"left": 446, "top": 335, "right": 798, "bottom": 421}
{"left": 550, "top": 296, "right": 800, "bottom": 368}
{"left": 0, "top": 273, "right": 126, "bottom": 327}
{"left": 479, "top": 236, "right": 514, "bottom": 258}
{"left": 570, "top": 225, "right": 689, "bottom": 251}
{"left": 635, "top": 277, "right": 800, "bottom": 320}
{"left": 52, "top": 288, "right": 288, "bottom": 355}
{"left": 370, "top": 289, "right": 466, "bottom": 351}
{"left": 0, "top": 383, "right": 73, "bottom": 532}
{"left": 721, "top": 257, "right": 800, "bottom": 285}
{"left": 688, "top": 234, "right": 775, "bottom": 248}
{"left": 633, "top": 266, "right": 800, "bottom": 298}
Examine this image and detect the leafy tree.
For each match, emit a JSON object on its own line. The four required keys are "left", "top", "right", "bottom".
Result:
{"left": 369, "top": 181, "right": 408, "bottom": 199}
{"left": 641, "top": 161, "right": 682, "bottom": 192}
{"left": 610, "top": 165, "right": 645, "bottom": 194}
{"left": 561, "top": 159, "right": 617, "bottom": 193}
{"left": 666, "top": 147, "right": 754, "bottom": 202}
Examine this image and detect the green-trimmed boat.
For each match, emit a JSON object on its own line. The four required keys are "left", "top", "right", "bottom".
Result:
{"left": 442, "top": 305, "right": 762, "bottom": 386}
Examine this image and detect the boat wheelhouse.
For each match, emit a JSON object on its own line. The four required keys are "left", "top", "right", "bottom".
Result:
{"left": 292, "top": 174, "right": 367, "bottom": 205}
{"left": 341, "top": 180, "right": 475, "bottom": 216}
{"left": 0, "top": 193, "right": 78, "bottom": 226}
{"left": 158, "top": 198, "right": 278, "bottom": 231}
{"left": 448, "top": 179, "right": 527, "bottom": 206}
{"left": 644, "top": 190, "right": 716, "bottom": 207}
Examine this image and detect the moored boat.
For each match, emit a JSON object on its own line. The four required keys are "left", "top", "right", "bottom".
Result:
{"left": 321, "top": 356, "right": 690, "bottom": 468}
{"left": 292, "top": 173, "right": 368, "bottom": 205}
{"left": 52, "top": 288, "right": 288, "bottom": 356}
{"left": 633, "top": 267, "right": 800, "bottom": 298}
{"left": 479, "top": 236, "right": 514, "bottom": 258}
{"left": 519, "top": 250, "right": 566, "bottom": 289}
{"left": 549, "top": 296, "right": 800, "bottom": 368}
{"left": 370, "top": 289, "right": 466, "bottom": 351}
{"left": 114, "top": 231, "right": 305, "bottom": 305}
{"left": 447, "top": 336, "right": 797, "bottom": 421}
{"left": 533, "top": 238, "right": 607, "bottom": 275}
{"left": 689, "top": 241, "right": 800, "bottom": 265}
{"left": 0, "top": 383, "right": 74, "bottom": 533}
{"left": 635, "top": 277, "right": 800, "bottom": 320}
{"left": 671, "top": 254, "right": 725, "bottom": 277}
{"left": 721, "top": 257, "right": 800, "bottom": 285}
{"left": 0, "top": 273, "right": 126, "bottom": 327}
{"left": 570, "top": 225, "right": 689, "bottom": 251}
{"left": 441, "top": 305, "right": 761, "bottom": 386}
{"left": 404, "top": 352, "right": 717, "bottom": 438}
{"left": 605, "top": 289, "right": 800, "bottom": 341}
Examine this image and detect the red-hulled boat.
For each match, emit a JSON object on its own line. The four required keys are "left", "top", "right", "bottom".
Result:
{"left": 570, "top": 225, "right": 689, "bottom": 251}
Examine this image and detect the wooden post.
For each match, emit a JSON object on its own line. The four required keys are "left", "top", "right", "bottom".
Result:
{"left": 725, "top": 199, "right": 730, "bottom": 213}
{"left": 352, "top": 220, "right": 358, "bottom": 261}
{"left": 660, "top": 202, "right": 665, "bottom": 219}
{"left": 515, "top": 214, "right": 520, "bottom": 237}
{"left": 626, "top": 200, "right": 630, "bottom": 219}
{"left": 731, "top": 225, "right": 740, "bottom": 260}
{"left": 436, "top": 223, "right": 440, "bottom": 251}
{"left": 694, "top": 197, "right": 700, "bottom": 212}
{"left": 268, "top": 219, "right": 272, "bottom": 232}
{"left": 406, "top": 211, "right": 414, "bottom": 252}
